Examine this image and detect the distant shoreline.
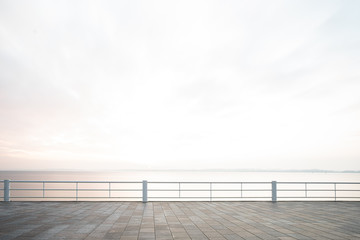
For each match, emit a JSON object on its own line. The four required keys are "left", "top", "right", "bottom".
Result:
{"left": 1, "top": 169, "right": 359, "bottom": 173}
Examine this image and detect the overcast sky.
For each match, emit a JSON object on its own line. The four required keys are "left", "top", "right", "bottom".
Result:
{"left": 1, "top": 0, "right": 360, "bottom": 171}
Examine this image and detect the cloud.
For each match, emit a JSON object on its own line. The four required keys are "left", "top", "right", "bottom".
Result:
{"left": 0, "top": 0, "right": 360, "bottom": 170}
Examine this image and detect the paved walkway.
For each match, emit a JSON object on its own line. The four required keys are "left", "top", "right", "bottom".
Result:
{"left": 0, "top": 202, "right": 359, "bottom": 240}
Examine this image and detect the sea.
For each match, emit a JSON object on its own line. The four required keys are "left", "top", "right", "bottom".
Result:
{"left": 2, "top": 170, "right": 360, "bottom": 182}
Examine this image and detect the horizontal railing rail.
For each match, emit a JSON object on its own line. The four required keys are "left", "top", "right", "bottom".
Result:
{"left": 1, "top": 180, "right": 360, "bottom": 202}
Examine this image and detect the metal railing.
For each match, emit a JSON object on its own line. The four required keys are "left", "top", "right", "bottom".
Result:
{"left": 277, "top": 182, "right": 360, "bottom": 201}
{"left": 1, "top": 180, "right": 360, "bottom": 202}
{"left": 147, "top": 181, "right": 272, "bottom": 201}
{"left": 2, "top": 180, "right": 143, "bottom": 201}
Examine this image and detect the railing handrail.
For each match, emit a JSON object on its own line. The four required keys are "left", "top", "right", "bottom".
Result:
{"left": 9, "top": 180, "right": 142, "bottom": 183}
{"left": 4, "top": 180, "right": 360, "bottom": 183}
{"left": 148, "top": 181, "right": 272, "bottom": 184}
{"left": 278, "top": 182, "right": 360, "bottom": 184}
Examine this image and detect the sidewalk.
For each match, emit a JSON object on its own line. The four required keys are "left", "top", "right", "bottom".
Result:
{"left": 1, "top": 201, "right": 359, "bottom": 239}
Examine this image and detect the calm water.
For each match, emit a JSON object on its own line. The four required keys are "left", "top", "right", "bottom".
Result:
{"left": 1, "top": 171, "right": 360, "bottom": 201}
{"left": 1, "top": 170, "right": 360, "bottom": 182}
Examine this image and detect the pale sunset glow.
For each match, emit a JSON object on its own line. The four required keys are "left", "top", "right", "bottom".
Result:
{"left": 1, "top": 0, "right": 360, "bottom": 171}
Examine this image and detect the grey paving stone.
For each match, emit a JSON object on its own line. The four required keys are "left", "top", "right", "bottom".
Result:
{"left": 1, "top": 202, "right": 360, "bottom": 240}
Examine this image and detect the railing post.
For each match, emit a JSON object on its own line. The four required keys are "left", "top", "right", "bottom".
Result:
{"left": 4, "top": 180, "right": 10, "bottom": 202}
{"left": 142, "top": 180, "right": 148, "bottom": 203}
{"left": 76, "top": 182, "right": 78, "bottom": 201}
{"left": 241, "top": 182, "right": 243, "bottom": 198}
{"left": 272, "top": 181, "right": 277, "bottom": 202}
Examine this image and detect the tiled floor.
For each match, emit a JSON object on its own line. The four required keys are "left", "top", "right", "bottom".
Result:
{"left": 0, "top": 201, "right": 359, "bottom": 240}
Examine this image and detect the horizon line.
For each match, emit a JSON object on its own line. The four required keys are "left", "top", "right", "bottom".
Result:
{"left": 1, "top": 169, "right": 359, "bottom": 173}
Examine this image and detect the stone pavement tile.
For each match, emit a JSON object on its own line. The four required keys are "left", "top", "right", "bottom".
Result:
{"left": 104, "top": 231, "right": 123, "bottom": 239}
{"left": 15, "top": 225, "right": 52, "bottom": 238}
{"left": 287, "top": 233, "right": 315, "bottom": 240}
{"left": 10, "top": 238, "right": 34, "bottom": 240}
{"left": 223, "top": 234, "right": 245, "bottom": 240}
{"left": 276, "top": 228, "right": 296, "bottom": 234}
{"left": 203, "top": 230, "right": 225, "bottom": 238}
{"left": 234, "top": 233, "right": 263, "bottom": 240}
{"left": 125, "top": 226, "right": 140, "bottom": 231}
{"left": 119, "top": 236, "right": 137, "bottom": 240}
{"left": 121, "top": 230, "right": 139, "bottom": 236}
{"left": 155, "top": 225, "right": 169, "bottom": 230}
{"left": 138, "top": 235, "right": 155, "bottom": 240}
{"left": 141, "top": 223, "right": 154, "bottom": 228}
{"left": 185, "top": 234, "right": 208, "bottom": 240}
{"left": 171, "top": 231, "right": 190, "bottom": 238}
{"left": 84, "top": 231, "right": 107, "bottom": 239}
{"left": 140, "top": 228, "right": 155, "bottom": 233}
{"left": 155, "top": 237, "right": 173, "bottom": 240}
{"left": 217, "top": 229, "right": 236, "bottom": 235}
{"left": 76, "top": 224, "right": 97, "bottom": 234}
{"left": 59, "top": 233, "right": 90, "bottom": 239}
{"left": 0, "top": 229, "right": 33, "bottom": 240}
{"left": 32, "top": 225, "right": 69, "bottom": 239}
{"left": 170, "top": 227, "right": 187, "bottom": 233}
{"left": 155, "top": 230, "right": 173, "bottom": 239}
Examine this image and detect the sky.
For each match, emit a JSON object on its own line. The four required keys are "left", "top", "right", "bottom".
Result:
{"left": 1, "top": 0, "right": 360, "bottom": 171}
